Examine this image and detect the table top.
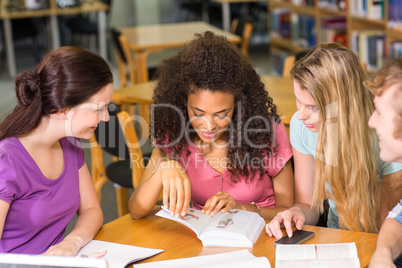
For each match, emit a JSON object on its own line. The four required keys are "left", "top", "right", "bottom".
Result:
{"left": 0, "top": 0, "right": 108, "bottom": 19}
{"left": 112, "top": 76, "right": 297, "bottom": 126}
{"left": 94, "top": 207, "right": 378, "bottom": 267}
{"left": 117, "top": 21, "right": 241, "bottom": 51}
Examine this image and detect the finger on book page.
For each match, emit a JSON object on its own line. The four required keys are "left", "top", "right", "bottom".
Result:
{"left": 162, "top": 180, "right": 170, "bottom": 211}
{"left": 87, "top": 250, "right": 107, "bottom": 259}
{"left": 181, "top": 182, "right": 191, "bottom": 216}
{"left": 169, "top": 181, "right": 177, "bottom": 217}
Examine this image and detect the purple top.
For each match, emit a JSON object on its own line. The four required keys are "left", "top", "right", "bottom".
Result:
{"left": 0, "top": 137, "right": 84, "bottom": 254}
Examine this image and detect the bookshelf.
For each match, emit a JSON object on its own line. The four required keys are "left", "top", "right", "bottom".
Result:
{"left": 268, "top": 0, "right": 402, "bottom": 72}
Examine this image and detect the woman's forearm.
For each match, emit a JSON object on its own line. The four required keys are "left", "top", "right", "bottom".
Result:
{"left": 293, "top": 202, "right": 320, "bottom": 226}
{"left": 375, "top": 218, "right": 402, "bottom": 261}
{"left": 64, "top": 206, "right": 103, "bottom": 252}
{"left": 129, "top": 173, "right": 163, "bottom": 220}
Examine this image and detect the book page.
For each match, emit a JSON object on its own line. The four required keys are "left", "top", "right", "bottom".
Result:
{"left": 315, "top": 243, "right": 358, "bottom": 259}
{"left": 202, "top": 209, "right": 261, "bottom": 234}
{"left": 275, "top": 243, "right": 360, "bottom": 268}
{"left": 156, "top": 207, "right": 212, "bottom": 235}
{"left": 276, "top": 259, "right": 360, "bottom": 268}
{"left": 199, "top": 210, "right": 265, "bottom": 247}
{"left": 78, "top": 240, "right": 163, "bottom": 267}
{"left": 275, "top": 245, "right": 316, "bottom": 260}
{"left": 134, "top": 249, "right": 271, "bottom": 268}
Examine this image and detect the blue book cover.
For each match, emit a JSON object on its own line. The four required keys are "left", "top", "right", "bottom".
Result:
{"left": 308, "top": 17, "right": 316, "bottom": 48}
{"left": 399, "top": 0, "right": 402, "bottom": 26}
{"left": 368, "top": 35, "right": 378, "bottom": 67}
{"left": 389, "top": 0, "right": 397, "bottom": 24}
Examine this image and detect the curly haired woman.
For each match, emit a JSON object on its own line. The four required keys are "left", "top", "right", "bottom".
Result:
{"left": 129, "top": 32, "right": 294, "bottom": 220}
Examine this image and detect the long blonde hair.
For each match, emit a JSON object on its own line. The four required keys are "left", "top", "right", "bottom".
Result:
{"left": 291, "top": 43, "right": 380, "bottom": 233}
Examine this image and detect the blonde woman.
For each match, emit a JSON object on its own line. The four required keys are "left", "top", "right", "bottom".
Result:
{"left": 266, "top": 43, "right": 402, "bottom": 239}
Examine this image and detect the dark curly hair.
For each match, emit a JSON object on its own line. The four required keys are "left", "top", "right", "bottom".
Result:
{"left": 151, "top": 31, "right": 280, "bottom": 182}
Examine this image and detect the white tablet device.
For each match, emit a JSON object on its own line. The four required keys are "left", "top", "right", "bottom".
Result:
{"left": 0, "top": 253, "right": 108, "bottom": 268}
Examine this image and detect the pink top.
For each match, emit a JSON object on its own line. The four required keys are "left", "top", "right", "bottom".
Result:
{"left": 164, "top": 122, "right": 292, "bottom": 210}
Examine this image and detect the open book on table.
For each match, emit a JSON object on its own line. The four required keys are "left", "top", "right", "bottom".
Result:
{"left": 156, "top": 206, "right": 265, "bottom": 247}
{"left": 275, "top": 242, "right": 360, "bottom": 268}
{"left": 78, "top": 240, "right": 163, "bottom": 268}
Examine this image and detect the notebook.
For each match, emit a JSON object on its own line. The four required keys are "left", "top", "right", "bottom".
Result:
{"left": 0, "top": 253, "right": 108, "bottom": 268}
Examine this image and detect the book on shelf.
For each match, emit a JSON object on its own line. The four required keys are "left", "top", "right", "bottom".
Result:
{"left": 351, "top": 30, "right": 385, "bottom": 72}
{"left": 298, "top": 15, "right": 316, "bottom": 49}
{"left": 271, "top": 8, "right": 291, "bottom": 39}
{"left": 351, "top": 0, "right": 384, "bottom": 19}
{"left": 321, "top": 17, "right": 347, "bottom": 45}
{"left": 319, "top": 0, "right": 346, "bottom": 11}
{"left": 289, "top": 14, "right": 316, "bottom": 49}
{"left": 156, "top": 206, "right": 266, "bottom": 247}
{"left": 78, "top": 240, "right": 163, "bottom": 268}
{"left": 388, "top": 0, "right": 402, "bottom": 28}
{"left": 275, "top": 242, "right": 360, "bottom": 268}
{"left": 389, "top": 41, "right": 402, "bottom": 60}
{"left": 292, "top": 0, "right": 314, "bottom": 6}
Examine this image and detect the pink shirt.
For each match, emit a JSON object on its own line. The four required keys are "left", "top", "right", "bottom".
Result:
{"left": 165, "top": 122, "right": 292, "bottom": 209}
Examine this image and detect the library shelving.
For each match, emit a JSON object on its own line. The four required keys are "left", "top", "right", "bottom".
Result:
{"left": 268, "top": 0, "right": 402, "bottom": 72}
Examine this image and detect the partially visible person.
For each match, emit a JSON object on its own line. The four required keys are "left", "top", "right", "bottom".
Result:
{"left": 129, "top": 32, "right": 294, "bottom": 220}
{"left": 368, "top": 57, "right": 402, "bottom": 268}
{"left": 0, "top": 47, "right": 114, "bottom": 255}
{"left": 265, "top": 43, "right": 402, "bottom": 239}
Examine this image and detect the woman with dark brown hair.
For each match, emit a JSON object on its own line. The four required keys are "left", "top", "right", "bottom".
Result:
{"left": 0, "top": 47, "right": 113, "bottom": 255}
{"left": 129, "top": 32, "right": 294, "bottom": 220}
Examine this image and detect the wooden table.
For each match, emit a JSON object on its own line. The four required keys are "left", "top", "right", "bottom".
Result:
{"left": 94, "top": 207, "right": 378, "bottom": 267}
{"left": 0, "top": 0, "right": 108, "bottom": 77}
{"left": 117, "top": 22, "right": 241, "bottom": 84}
{"left": 112, "top": 76, "right": 297, "bottom": 133}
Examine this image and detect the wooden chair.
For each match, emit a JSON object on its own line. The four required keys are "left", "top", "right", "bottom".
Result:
{"left": 111, "top": 28, "right": 127, "bottom": 87}
{"left": 282, "top": 51, "right": 309, "bottom": 78}
{"left": 230, "top": 17, "right": 253, "bottom": 56}
{"left": 90, "top": 105, "right": 151, "bottom": 217}
{"left": 117, "top": 111, "right": 163, "bottom": 200}
{"left": 282, "top": 55, "right": 295, "bottom": 78}
{"left": 116, "top": 110, "right": 144, "bottom": 190}
{"left": 110, "top": 28, "right": 153, "bottom": 137}
{"left": 110, "top": 27, "right": 157, "bottom": 87}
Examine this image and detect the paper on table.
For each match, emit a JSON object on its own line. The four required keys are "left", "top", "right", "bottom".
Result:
{"left": 134, "top": 249, "right": 270, "bottom": 268}
{"left": 79, "top": 240, "right": 163, "bottom": 268}
{"left": 275, "top": 242, "right": 360, "bottom": 268}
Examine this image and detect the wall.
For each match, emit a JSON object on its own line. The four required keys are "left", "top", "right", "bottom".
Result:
{"left": 109, "top": 0, "right": 176, "bottom": 27}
